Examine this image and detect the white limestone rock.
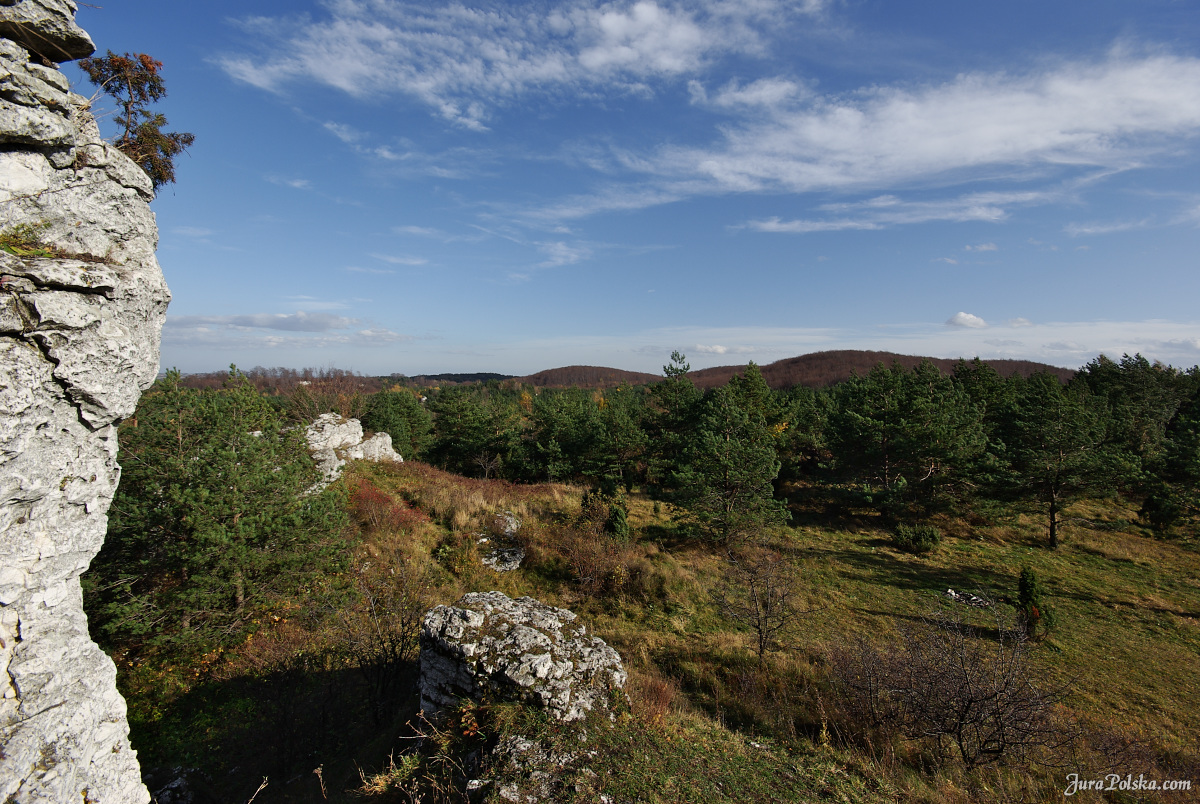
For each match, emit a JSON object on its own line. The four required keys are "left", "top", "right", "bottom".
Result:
{"left": 0, "top": 10, "right": 162, "bottom": 803}
{"left": 0, "top": 0, "right": 94, "bottom": 62}
{"left": 420, "top": 592, "right": 626, "bottom": 723}
{"left": 305, "top": 412, "right": 363, "bottom": 453}
{"left": 304, "top": 414, "right": 402, "bottom": 491}
{"left": 346, "top": 431, "right": 403, "bottom": 463}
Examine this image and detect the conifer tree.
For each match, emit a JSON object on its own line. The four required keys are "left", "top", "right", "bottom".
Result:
{"left": 85, "top": 370, "right": 348, "bottom": 652}
{"left": 671, "top": 386, "right": 787, "bottom": 541}
{"left": 79, "top": 50, "right": 195, "bottom": 189}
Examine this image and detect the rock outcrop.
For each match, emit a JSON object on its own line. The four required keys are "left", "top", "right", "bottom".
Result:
{"left": 304, "top": 412, "right": 403, "bottom": 490}
{"left": 479, "top": 511, "right": 525, "bottom": 573}
{"left": 419, "top": 592, "right": 626, "bottom": 723}
{"left": 1, "top": 4, "right": 167, "bottom": 802}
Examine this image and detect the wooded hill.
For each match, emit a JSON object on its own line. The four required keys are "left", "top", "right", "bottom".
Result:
{"left": 515, "top": 350, "right": 1076, "bottom": 390}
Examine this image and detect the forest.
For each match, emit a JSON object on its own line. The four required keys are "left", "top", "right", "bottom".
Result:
{"left": 84, "top": 352, "right": 1200, "bottom": 802}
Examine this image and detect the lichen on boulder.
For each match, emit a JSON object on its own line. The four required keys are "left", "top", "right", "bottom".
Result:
{"left": 419, "top": 591, "right": 626, "bottom": 723}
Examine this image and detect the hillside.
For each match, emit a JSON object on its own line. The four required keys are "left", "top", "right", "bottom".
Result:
{"left": 689, "top": 350, "right": 1077, "bottom": 389}
{"left": 513, "top": 364, "right": 661, "bottom": 388}
{"left": 515, "top": 351, "right": 1076, "bottom": 390}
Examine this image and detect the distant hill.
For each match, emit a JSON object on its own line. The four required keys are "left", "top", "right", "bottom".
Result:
{"left": 408, "top": 372, "right": 515, "bottom": 384}
{"left": 514, "top": 365, "right": 660, "bottom": 389}
{"left": 516, "top": 351, "right": 1075, "bottom": 391}
{"left": 688, "top": 350, "right": 1076, "bottom": 390}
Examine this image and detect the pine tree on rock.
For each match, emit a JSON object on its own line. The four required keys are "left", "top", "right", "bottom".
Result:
{"left": 79, "top": 50, "right": 195, "bottom": 190}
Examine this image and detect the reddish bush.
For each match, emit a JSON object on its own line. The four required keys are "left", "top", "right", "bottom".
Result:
{"left": 350, "top": 479, "right": 427, "bottom": 534}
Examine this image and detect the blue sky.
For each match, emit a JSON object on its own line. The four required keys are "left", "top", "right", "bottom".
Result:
{"left": 67, "top": 0, "right": 1200, "bottom": 375}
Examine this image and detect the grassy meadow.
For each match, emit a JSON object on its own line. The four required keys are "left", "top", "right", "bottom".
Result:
{"left": 110, "top": 458, "right": 1200, "bottom": 803}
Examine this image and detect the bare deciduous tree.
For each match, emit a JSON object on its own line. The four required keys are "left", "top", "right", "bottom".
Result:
{"left": 828, "top": 609, "right": 1078, "bottom": 768}
{"left": 711, "top": 546, "right": 812, "bottom": 661}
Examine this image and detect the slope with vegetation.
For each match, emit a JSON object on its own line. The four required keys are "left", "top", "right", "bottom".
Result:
{"left": 85, "top": 354, "right": 1200, "bottom": 802}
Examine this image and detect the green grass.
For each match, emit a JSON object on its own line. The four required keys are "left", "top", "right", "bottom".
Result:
{"left": 108, "top": 463, "right": 1200, "bottom": 802}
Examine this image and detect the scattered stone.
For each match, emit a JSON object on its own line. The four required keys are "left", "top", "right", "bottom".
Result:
{"left": 945, "top": 588, "right": 992, "bottom": 608}
{"left": 480, "top": 510, "right": 524, "bottom": 572}
{"left": 420, "top": 591, "right": 626, "bottom": 723}
{"left": 482, "top": 547, "right": 526, "bottom": 573}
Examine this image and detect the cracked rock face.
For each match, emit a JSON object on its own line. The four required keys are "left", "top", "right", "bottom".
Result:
{"left": 1, "top": 14, "right": 165, "bottom": 804}
{"left": 304, "top": 413, "right": 403, "bottom": 491}
{"left": 420, "top": 592, "right": 626, "bottom": 723}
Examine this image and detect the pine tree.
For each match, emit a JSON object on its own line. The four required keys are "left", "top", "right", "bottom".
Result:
{"left": 78, "top": 51, "right": 195, "bottom": 190}
{"left": 998, "top": 373, "right": 1118, "bottom": 549}
{"left": 362, "top": 389, "right": 432, "bottom": 458}
{"left": 671, "top": 386, "right": 787, "bottom": 541}
{"left": 85, "top": 369, "right": 348, "bottom": 653}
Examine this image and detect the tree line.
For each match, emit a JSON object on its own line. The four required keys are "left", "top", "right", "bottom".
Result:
{"left": 86, "top": 353, "right": 1198, "bottom": 655}
{"left": 381, "top": 351, "right": 1199, "bottom": 545}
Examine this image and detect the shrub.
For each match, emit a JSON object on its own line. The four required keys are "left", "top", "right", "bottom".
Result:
{"left": 828, "top": 610, "right": 1077, "bottom": 769}
{"left": 1017, "top": 566, "right": 1054, "bottom": 639}
{"left": 711, "top": 546, "right": 809, "bottom": 660}
{"left": 891, "top": 523, "right": 941, "bottom": 553}
{"left": 78, "top": 51, "right": 195, "bottom": 189}
{"left": 349, "top": 478, "right": 427, "bottom": 534}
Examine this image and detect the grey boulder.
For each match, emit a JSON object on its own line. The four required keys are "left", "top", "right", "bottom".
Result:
{"left": 420, "top": 592, "right": 626, "bottom": 723}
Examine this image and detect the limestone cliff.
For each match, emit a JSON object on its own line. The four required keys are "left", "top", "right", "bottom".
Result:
{"left": 0, "top": 2, "right": 168, "bottom": 801}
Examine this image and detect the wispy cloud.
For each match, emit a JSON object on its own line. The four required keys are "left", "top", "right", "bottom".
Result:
{"left": 173, "top": 226, "right": 215, "bottom": 238}
{"left": 217, "top": 0, "right": 821, "bottom": 129}
{"left": 165, "top": 311, "right": 409, "bottom": 350}
{"left": 168, "top": 311, "right": 359, "bottom": 332}
{"left": 536, "top": 241, "right": 592, "bottom": 268}
{"left": 371, "top": 253, "right": 429, "bottom": 266}
{"left": 743, "top": 190, "right": 1050, "bottom": 233}
{"left": 346, "top": 266, "right": 395, "bottom": 275}
{"left": 663, "top": 51, "right": 1200, "bottom": 195}
{"left": 394, "top": 225, "right": 445, "bottom": 237}
{"left": 965, "top": 242, "right": 997, "bottom": 252}
{"left": 266, "top": 175, "right": 312, "bottom": 190}
{"left": 1064, "top": 218, "right": 1151, "bottom": 236}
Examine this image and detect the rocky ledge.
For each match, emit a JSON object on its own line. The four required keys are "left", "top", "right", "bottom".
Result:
{"left": 419, "top": 591, "right": 626, "bottom": 723}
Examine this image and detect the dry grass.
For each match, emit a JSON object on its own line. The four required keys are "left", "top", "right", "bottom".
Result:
{"left": 360, "top": 460, "right": 572, "bottom": 533}
{"left": 123, "top": 458, "right": 1200, "bottom": 803}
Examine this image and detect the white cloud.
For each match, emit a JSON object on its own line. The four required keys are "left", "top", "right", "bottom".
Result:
{"left": 267, "top": 175, "right": 312, "bottom": 190}
{"left": 168, "top": 311, "right": 359, "bottom": 332}
{"left": 536, "top": 241, "right": 592, "bottom": 268}
{"left": 965, "top": 242, "right": 997, "bottom": 252}
{"left": 346, "top": 266, "right": 395, "bottom": 275}
{"left": 656, "top": 52, "right": 1200, "bottom": 196}
{"left": 744, "top": 189, "right": 1046, "bottom": 233}
{"left": 703, "top": 77, "right": 808, "bottom": 109}
{"left": 217, "top": 0, "right": 821, "bottom": 129}
{"left": 935, "top": 257, "right": 959, "bottom": 265}
{"left": 164, "top": 311, "right": 409, "bottom": 352}
{"left": 947, "top": 312, "right": 988, "bottom": 329}
{"left": 694, "top": 343, "right": 757, "bottom": 355}
{"left": 323, "top": 121, "right": 363, "bottom": 143}
{"left": 1064, "top": 218, "right": 1151, "bottom": 236}
{"left": 1008, "top": 317, "right": 1034, "bottom": 328}
{"left": 282, "top": 296, "right": 351, "bottom": 311}
{"left": 394, "top": 225, "right": 444, "bottom": 237}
